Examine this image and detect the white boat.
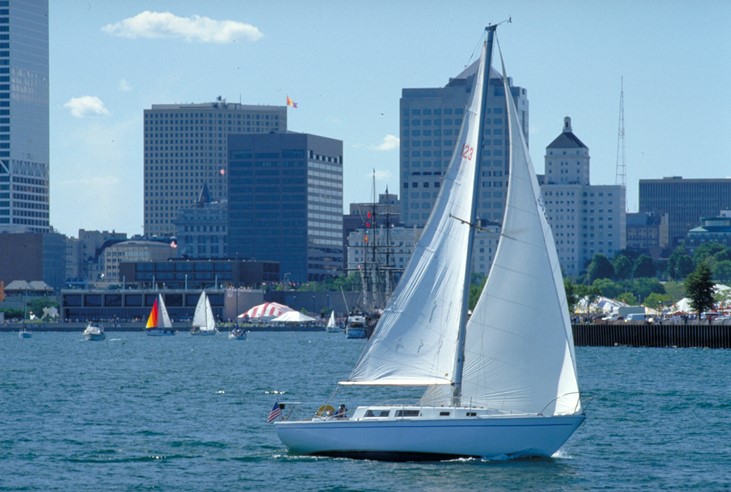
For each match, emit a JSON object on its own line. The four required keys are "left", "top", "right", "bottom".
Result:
{"left": 325, "top": 311, "right": 340, "bottom": 333}
{"left": 345, "top": 313, "right": 367, "bottom": 339}
{"left": 228, "top": 326, "right": 247, "bottom": 340}
{"left": 83, "top": 323, "right": 106, "bottom": 341}
{"left": 18, "top": 328, "right": 32, "bottom": 339}
{"left": 190, "top": 291, "right": 218, "bottom": 335}
{"left": 275, "top": 26, "right": 584, "bottom": 461}
{"left": 145, "top": 294, "right": 176, "bottom": 336}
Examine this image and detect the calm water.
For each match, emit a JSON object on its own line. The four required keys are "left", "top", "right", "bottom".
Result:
{"left": 1, "top": 331, "right": 729, "bottom": 491}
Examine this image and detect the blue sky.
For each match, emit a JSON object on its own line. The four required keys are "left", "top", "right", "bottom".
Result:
{"left": 49, "top": 1, "right": 731, "bottom": 237}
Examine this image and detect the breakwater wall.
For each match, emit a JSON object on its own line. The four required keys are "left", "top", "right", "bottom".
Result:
{"left": 3, "top": 322, "right": 731, "bottom": 348}
{"left": 572, "top": 323, "right": 731, "bottom": 349}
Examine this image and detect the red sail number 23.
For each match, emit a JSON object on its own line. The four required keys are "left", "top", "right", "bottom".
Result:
{"left": 462, "top": 144, "right": 474, "bottom": 161}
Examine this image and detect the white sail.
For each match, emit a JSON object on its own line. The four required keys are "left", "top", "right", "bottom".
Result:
{"left": 326, "top": 311, "right": 336, "bottom": 328}
{"left": 343, "top": 45, "right": 489, "bottom": 387}
{"left": 423, "top": 47, "right": 581, "bottom": 415}
{"left": 157, "top": 294, "right": 173, "bottom": 328}
{"left": 192, "top": 292, "right": 216, "bottom": 332}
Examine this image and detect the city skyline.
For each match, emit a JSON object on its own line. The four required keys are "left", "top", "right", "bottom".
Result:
{"left": 50, "top": 1, "right": 731, "bottom": 237}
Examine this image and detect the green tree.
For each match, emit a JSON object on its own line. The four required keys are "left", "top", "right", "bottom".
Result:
{"left": 631, "top": 254, "right": 656, "bottom": 278}
{"left": 713, "top": 260, "right": 731, "bottom": 283}
{"left": 692, "top": 242, "right": 730, "bottom": 270}
{"left": 666, "top": 246, "right": 694, "bottom": 280}
{"left": 591, "top": 278, "right": 623, "bottom": 299}
{"left": 612, "top": 254, "right": 633, "bottom": 280}
{"left": 617, "top": 292, "right": 637, "bottom": 305}
{"left": 586, "top": 254, "right": 614, "bottom": 283}
{"left": 468, "top": 274, "right": 487, "bottom": 311}
{"left": 625, "top": 277, "right": 666, "bottom": 302}
{"left": 564, "top": 278, "right": 578, "bottom": 315}
{"left": 685, "top": 262, "right": 716, "bottom": 315}
{"left": 644, "top": 292, "right": 672, "bottom": 312}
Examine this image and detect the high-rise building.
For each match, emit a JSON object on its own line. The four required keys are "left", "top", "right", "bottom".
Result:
{"left": 143, "top": 100, "right": 287, "bottom": 236}
{"left": 0, "top": 0, "right": 49, "bottom": 232}
{"left": 228, "top": 132, "right": 343, "bottom": 283}
{"left": 541, "top": 117, "right": 626, "bottom": 277}
{"left": 400, "top": 63, "right": 528, "bottom": 228}
{"left": 400, "top": 62, "right": 528, "bottom": 274}
{"left": 639, "top": 177, "right": 731, "bottom": 248}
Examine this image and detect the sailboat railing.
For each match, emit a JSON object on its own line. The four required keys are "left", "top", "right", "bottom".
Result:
{"left": 538, "top": 392, "right": 583, "bottom": 416}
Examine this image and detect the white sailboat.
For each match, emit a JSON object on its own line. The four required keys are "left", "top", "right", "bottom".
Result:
{"left": 325, "top": 310, "right": 340, "bottom": 333}
{"left": 190, "top": 291, "right": 218, "bottom": 335}
{"left": 145, "top": 294, "right": 176, "bottom": 336}
{"left": 275, "top": 26, "right": 584, "bottom": 460}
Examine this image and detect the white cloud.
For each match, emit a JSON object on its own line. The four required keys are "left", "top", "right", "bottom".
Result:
{"left": 101, "top": 11, "right": 263, "bottom": 44}
{"left": 118, "top": 79, "right": 132, "bottom": 92}
{"left": 371, "top": 134, "right": 400, "bottom": 151}
{"left": 63, "top": 96, "right": 110, "bottom": 118}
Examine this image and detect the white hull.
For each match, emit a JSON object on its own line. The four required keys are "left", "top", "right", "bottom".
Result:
{"left": 83, "top": 325, "right": 105, "bottom": 341}
{"left": 276, "top": 407, "right": 584, "bottom": 460}
{"left": 19, "top": 330, "right": 32, "bottom": 339}
{"left": 345, "top": 327, "right": 367, "bottom": 339}
{"left": 190, "top": 329, "right": 217, "bottom": 336}
{"left": 146, "top": 328, "right": 176, "bottom": 336}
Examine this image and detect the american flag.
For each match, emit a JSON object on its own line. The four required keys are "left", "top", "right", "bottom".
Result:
{"left": 267, "top": 402, "right": 281, "bottom": 423}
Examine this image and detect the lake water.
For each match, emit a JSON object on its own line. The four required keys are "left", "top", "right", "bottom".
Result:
{"left": 1, "top": 331, "right": 729, "bottom": 491}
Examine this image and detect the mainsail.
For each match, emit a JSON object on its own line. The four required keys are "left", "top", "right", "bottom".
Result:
{"left": 423, "top": 43, "right": 581, "bottom": 416}
{"left": 192, "top": 292, "right": 216, "bottom": 332}
{"left": 343, "top": 43, "right": 489, "bottom": 386}
{"left": 146, "top": 294, "right": 173, "bottom": 329}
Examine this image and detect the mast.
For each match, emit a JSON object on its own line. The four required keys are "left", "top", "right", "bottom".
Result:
{"left": 452, "top": 25, "right": 496, "bottom": 406}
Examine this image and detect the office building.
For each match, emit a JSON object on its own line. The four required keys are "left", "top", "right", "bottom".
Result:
{"left": 541, "top": 117, "right": 626, "bottom": 277}
{"left": 639, "top": 177, "right": 731, "bottom": 248}
{"left": 0, "top": 0, "right": 49, "bottom": 232}
{"left": 626, "top": 212, "right": 669, "bottom": 258}
{"left": 400, "top": 61, "right": 528, "bottom": 273}
{"left": 118, "top": 258, "right": 279, "bottom": 290}
{"left": 173, "top": 184, "right": 228, "bottom": 258}
{"left": 228, "top": 132, "right": 343, "bottom": 283}
{"left": 143, "top": 100, "right": 287, "bottom": 236}
{"left": 0, "top": 231, "right": 65, "bottom": 289}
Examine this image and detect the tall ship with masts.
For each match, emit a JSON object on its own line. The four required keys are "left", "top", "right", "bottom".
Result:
{"left": 345, "top": 174, "right": 408, "bottom": 337}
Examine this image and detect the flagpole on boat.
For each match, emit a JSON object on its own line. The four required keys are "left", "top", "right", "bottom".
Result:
{"left": 451, "top": 24, "right": 497, "bottom": 407}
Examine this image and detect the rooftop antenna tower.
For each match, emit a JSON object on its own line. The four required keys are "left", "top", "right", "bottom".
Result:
{"left": 615, "top": 77, "right": 627, "bottom": 188}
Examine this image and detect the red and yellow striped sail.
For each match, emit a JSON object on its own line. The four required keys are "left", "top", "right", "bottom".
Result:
{"left": 145, "top": 298, "right": 159, "bottom": 329}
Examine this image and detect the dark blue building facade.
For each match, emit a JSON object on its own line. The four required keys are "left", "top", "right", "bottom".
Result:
{"left": 227, "top": 133, "right": 343, "bottom": 283}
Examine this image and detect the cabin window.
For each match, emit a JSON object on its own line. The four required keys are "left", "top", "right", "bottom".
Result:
{"left": 466, "top": 412, "right": 477, "bottom": 417}
{"left": 439, "top": 411, "right": 451, "bottom": 417}
{"left": 364, "top": 410, "right": 391, "bottom": 418}
{"left": 395, "top": 410, "right": 420, "bottom": 417}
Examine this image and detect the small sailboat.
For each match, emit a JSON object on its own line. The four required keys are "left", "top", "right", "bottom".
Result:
{"left": 275, "top": 26, "right": 584, "bottom": 461}
{"left": 190, "top": 291, "right": 218, "bottom": 335}
{"left": 145, "top": 294, "right": 175, "bottom": 336}
{"left": 18, "top": 328, "right": 32, "bottom": 339}
{"left": 325, "top": 311, "right": 340, "bottom": 333}
{"left": 83, "top": 323, "right": 106, "bottom": 341}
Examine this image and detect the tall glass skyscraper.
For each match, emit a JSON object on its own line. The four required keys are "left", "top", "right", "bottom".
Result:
{"left": 143, "top": 100, "right": 287, "bottom": 236}
{"left": 0, "top": 0, "right": 49, "bottom": 232}
{"left": 400, "top": 62, "right": 528, "bottom": 273}
{"left": 228, "top": 132, "right": 343, "bottom": 283}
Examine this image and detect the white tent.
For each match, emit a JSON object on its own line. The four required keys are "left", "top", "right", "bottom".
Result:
{"left": 272, "top": 311, "right": 317, "bottom": 323}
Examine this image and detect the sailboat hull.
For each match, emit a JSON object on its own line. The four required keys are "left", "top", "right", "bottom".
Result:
{"left": 145, "top": 329, "right": 176, "bottom": 336}
{"left": 276, "top": 412, "right": 585, "bottom": 461}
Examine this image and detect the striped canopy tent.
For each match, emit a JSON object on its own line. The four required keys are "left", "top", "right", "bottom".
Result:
{"left": 238, "top": 302, "right": 293, "bottom": 320}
